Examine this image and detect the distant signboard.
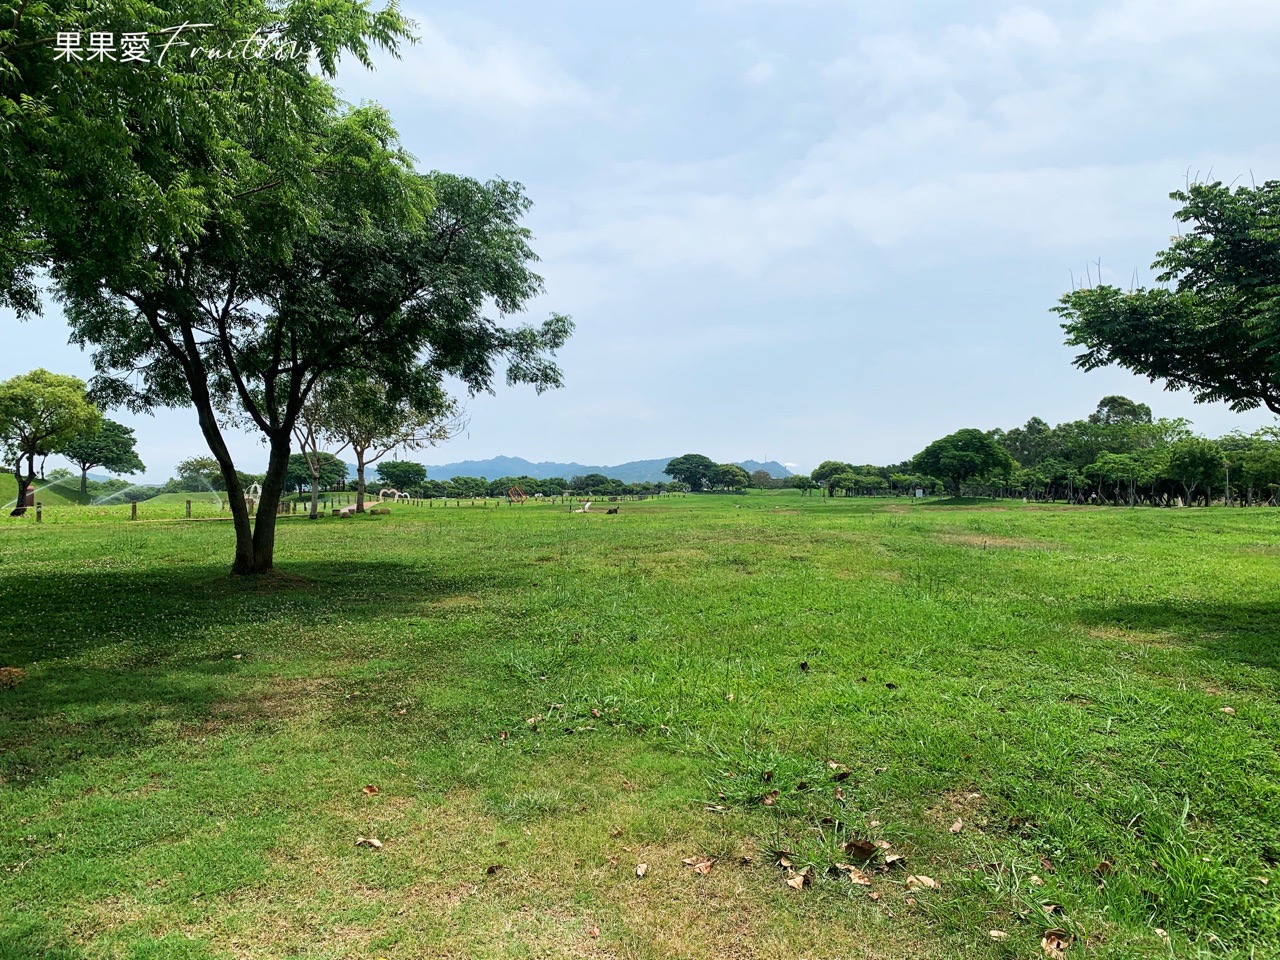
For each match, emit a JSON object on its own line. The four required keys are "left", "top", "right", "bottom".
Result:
{"left": 914, "top": 488, "right": 924, "bottom": 498}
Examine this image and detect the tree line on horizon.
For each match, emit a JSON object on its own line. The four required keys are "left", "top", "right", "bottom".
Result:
{"left": 795, "top": 394, "right": 1280, "bottom": 506}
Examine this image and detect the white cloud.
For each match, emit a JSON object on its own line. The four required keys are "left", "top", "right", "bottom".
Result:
{"left": 338, "top": 12, "right": 592, "bottom": 116}
{"left": 540, "top": 1, "right": 1280, "bottom": 287}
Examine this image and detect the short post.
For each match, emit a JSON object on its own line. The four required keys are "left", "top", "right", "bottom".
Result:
{"left": 130, "top": 499, "right": 137, "bottom": 521}
{"left": 36, "top": 501, "right": 42, "bottom": 523}
{"left": 186, "top": 499, "right": 192, "bottom": 519}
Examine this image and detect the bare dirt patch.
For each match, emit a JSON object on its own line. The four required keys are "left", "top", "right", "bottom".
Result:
{"left": 1085, "top": 625, "right": 1178, "bottom": 649}
{"left": 934, "top": 532, "right": 1057, "bottom": 550}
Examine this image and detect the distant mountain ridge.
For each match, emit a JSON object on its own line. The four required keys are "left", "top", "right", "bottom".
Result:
{"left": 408, "top": 456, "right": 793, "bottom": 483}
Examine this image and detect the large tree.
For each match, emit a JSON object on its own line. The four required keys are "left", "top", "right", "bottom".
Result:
{"left": 664, "top": 454, "right": 718, "bottom": 491}
{"left": 0, "top": 369, "right": 101, "bottom": 513}
{"left": 913, "top": 429, "right": 1014, "bottom": 496}
{"left": 60, "top": 419, "right": 145, "bottom": 495}
{"left": 810, "top": 460, "right": 854, "bottom": 497}
{"left": 1056, "top": 181, "right": 1280, "bottom": 414}
{"left": 60, "top": 138, "right": 570, "bottom": 574}
{"left": 7, "top": 4, "right": 572, "bottom": 575}
{"left": 375, "top": 460, "right": 426, "bottom": 492}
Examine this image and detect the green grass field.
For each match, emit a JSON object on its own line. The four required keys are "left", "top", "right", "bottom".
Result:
{"left": 1, "top": 493, "right": 1277, "bottom": 959}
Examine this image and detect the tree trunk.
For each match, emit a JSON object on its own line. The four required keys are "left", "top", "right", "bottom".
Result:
{"left": 9, "top": 456, "right": 33, "bottom": 515}
{"left": 80, "top": 466, "right": 89, "bottom": 497}
{"left": 356, "top": 447, "right": 368, "bottom": 512}
{"left": 247, "top": 434, "right": 292, "bottom": 571}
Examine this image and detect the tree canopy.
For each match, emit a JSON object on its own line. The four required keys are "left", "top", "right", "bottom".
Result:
{"left": 376, "top": 460, "right": 426, "bottom": 491}
{"left": 60, "top": 419, "right": 146, "bottom": 495}
{"left": 1057, "top": 181, "right": 1280, "bottom": 414}
{"left": 913, "top": 429, "right": 1014, "bottom": 495}
{"left": 663, "top": 454, "right": 718, "bottom": 491}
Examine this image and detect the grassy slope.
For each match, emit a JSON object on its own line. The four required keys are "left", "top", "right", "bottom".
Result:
{"left": 0, "top": 474, "right": 89, "bottom": 507}
{"left": 0, "top": 493, "right": 1277, "bottom": 959}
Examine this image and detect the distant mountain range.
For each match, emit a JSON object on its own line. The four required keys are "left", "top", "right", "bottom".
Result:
{"left": 389, "top": 456, "right": 796, "bottom": 483}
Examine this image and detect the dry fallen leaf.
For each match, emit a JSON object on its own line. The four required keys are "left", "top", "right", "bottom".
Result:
{"left": 355, "top": 837, "right": 383, "bottom": 850}
{"left": 950, "top": 817, "right": 964, "bottom": 834}
{"left": 587, "top": 925, "right": 600, "bottom": 939}
{"left": 1039, "top": 855, "right": 1056, "bottom": 873}
{"left": 1041, "top": 929, "right": 1072, "bottom": 959}
{"left": 785, "top": 865, "right": 812, "bottom": 891}
{"left": 761, "top": 790, "right": 779, "bottom": 806}
{"left": 681, "top": 856, "right": 699, "bottom": 867}
{"left": 885, "top": 853, "right": 906, "bottom": 868}
{"left": 1221, "top": 706, "right": 1236, "bottom": 715}
{"left": 835, "top": 863, "right": 873, "bottom": 885}
{"left": 905, "top": 874, "right": 939, "bottom": 891}
{"left": 635, "top": 863, "right": 648, "bottom": 877}
{"left": 693, "top": 859, "right": 714, "bottom": 875}
{"left": 362, "top": 785, "right": 379, "bottom": 796}
{"left": 845, "top": 838, "right": 878, "bottom": 860}
{"left": 485, "top": 864, "right": 503, "bottom": 875}
{"left": 989, "top": 930, "right": 1009, "bottom": 942}
{"left": 1029, "top": 874, "right": 1045, "bottom": 886}
{"left": 610, "top": 828, "right": 623, "bottom": 839}
{"left": 1095, "top": 860, "right": 1114, "bottom": 877}
{"left": 867, "top": 891, "right": 882, "bottom": 901}
{"left": 590, "top": 708, "right": 602, "bottom": 718}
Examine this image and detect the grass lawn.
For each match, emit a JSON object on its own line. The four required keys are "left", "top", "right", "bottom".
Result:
{"left": 1, "top": 492, "right": 1278, "bottom": 959}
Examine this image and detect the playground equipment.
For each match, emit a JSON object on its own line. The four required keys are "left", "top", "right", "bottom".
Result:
{"left": 506, "top": 485, "right": 527, "bottom": 503}
{"left": 377, "top": 488, "right": 411, "bottom": 502}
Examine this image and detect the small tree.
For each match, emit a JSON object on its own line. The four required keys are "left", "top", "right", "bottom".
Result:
{"left": 60, "top": 419, "right": 145, "bottom": 496}
{"left": 175, "top": 457, "right": 223, "bottom": 493}
{"left": 0, "top": 370, "right": 100, "bottom": 512}
{"left": 714, "top": 463, "right": 751, "bottom": 491}
{"left": 789, "top": 475, "right": 818, "bottom": 496}
{"left": 317, "top": 373, "right": 464, "bottom": 512}
{"left": 1167, "top": 438, "right": 1225, "bottom": 506}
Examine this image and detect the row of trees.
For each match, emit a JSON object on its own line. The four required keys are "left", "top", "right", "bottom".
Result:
{"left": 799, "top": 396, "right": 1279, "bottom": 507}
{"left": 350, "top": 465, "right": 674, "bottom": 500}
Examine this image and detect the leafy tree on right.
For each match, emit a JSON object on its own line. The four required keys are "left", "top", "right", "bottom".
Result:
{"left": 1056, "top": 181, "right": 1280, "bottom": 414}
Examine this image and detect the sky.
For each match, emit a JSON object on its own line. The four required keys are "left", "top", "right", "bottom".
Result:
{"left": 7, "top": 0, "right": 1280, "bottom": 480}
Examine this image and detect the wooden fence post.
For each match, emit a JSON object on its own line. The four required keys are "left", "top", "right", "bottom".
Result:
{"left": 186, "top": 499, "right": 192, "bottom": 518}
{"left": 130, "top": 500, "right": 137, "bottom": 521}
{"left": 36, "top": 501, "right": 42, "bottom": 523}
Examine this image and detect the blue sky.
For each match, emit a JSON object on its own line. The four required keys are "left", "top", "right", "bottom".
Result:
{"left": 7, "top": 0, "right": 1280, "bottom": 479}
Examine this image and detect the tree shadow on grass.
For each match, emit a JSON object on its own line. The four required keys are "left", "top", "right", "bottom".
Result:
{"left": 1075, "top": 600, "right": 1280, "bottom": 678}
{"left": 0, "top": 560, "right": 496, "bottom": 784}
